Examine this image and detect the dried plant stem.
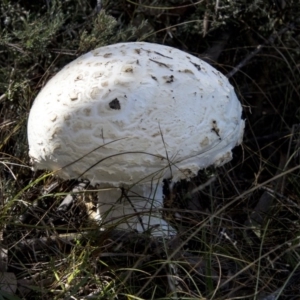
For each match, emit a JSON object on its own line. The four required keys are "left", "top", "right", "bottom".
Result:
{"left": 227, "top": 20, "right": 298, "bottom": 78}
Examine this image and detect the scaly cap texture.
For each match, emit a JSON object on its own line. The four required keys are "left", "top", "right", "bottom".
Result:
{"left": 28, "top": 42, "right": 244, "bottom": 185}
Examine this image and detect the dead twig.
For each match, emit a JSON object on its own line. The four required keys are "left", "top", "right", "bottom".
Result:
{"left": 227, "top": 20, "right": 298, "bottom": 78}
{"left": 57, "top": 180, "right": 89, "bottom": 212}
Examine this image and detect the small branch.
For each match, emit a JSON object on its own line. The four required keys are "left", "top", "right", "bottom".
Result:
{"left": 0, "top": 94, "right": 7, "bottom": 103}
{"left": 190, "top": 175, "right": 216, "bottom": 194}
{"left": 227, "top": 20, "right": 297, "bottom": 78}
{"left": 10, "top": 229, "right": 161, "bottom": 254}
{"left": 57, "top": 180, "right": 89, "bottom": 212}
{"left": 95, "top": 0, "right": 102, "bottom": 13}
{"left": 13, "top": 232, "right": 88, "bottom": 252}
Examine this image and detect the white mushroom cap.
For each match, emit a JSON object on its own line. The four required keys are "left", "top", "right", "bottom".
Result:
{"left": 28, "top": 42, "right": 244, "bottom": 186}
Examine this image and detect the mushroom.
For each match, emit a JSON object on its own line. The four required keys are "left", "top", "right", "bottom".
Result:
{"left": 27, "top": 42, "right": 244, "bottom": 237}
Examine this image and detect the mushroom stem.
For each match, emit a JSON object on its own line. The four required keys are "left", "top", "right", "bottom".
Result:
{"left": 98, "top": 183, "right": 179, "bottom": 298}
{"left": 97, "top": 183, "right": 176, "bottom": 237}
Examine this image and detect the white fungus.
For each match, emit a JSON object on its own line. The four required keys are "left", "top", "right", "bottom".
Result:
{"left": 28, "top": 42, "right": 244, "bottom": 236}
